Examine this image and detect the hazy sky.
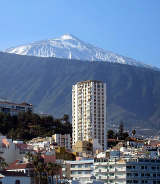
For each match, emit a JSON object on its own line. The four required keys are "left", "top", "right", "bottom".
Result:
{"left": 0, "top": 0, "right": 160, "bottom": 67}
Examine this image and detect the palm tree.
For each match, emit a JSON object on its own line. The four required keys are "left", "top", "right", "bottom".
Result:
{"left": 44, "top": 163, "right": 50, "bottom": 184}
{"left": 36, "top": 162, "right": 46, "bottom": 184}
{"left": 30, "top": 153, "right": 61, "bottom": 184}
{"left": 31, "top": 153, "right": 49, "bottom": 184}
{"left": 54, "top": 164, "right": 61, "bottom": 184}
{"left": 132, "top": 129, "right": 136, "bottom": 137}
{"left": 25, "top": 152, "right": 33, "bottom": 163}
{"left": 0, "top": 156, "right": 8, "bottom": 170}
{"left": 47, "top": 162, "right": 61, "bottom": 184}
{"left": 32, "top": 153, "right": 42, "bottom": 184}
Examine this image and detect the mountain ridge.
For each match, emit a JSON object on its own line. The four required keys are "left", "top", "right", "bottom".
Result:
{"left": 0, "top": 52, "right": 160, "bottom": 135}
{"left": 4, "top": 34, "right": 157, "bottom": 70}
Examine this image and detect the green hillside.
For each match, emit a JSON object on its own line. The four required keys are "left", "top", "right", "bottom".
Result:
{"left": 0, "top": 52, "right": 160, "bottom": 135}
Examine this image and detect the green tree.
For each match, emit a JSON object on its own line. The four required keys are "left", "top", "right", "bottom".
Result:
{"left": 132, "top": 129, "right": 136, "bottom": 137}
{"left": 118, "top": 122, "right": 124, "bottom": 140}
{"left": 107, "top": 129, "right": 116, "bottom": 139}
{"left": 62, "top": 114, "right": 69, "bottom": 123}
{"left": 0, "top": 156, "right": 8, "bottom": 170}
{"left": 47, "top": 162, "right": 61, "bottom": 184}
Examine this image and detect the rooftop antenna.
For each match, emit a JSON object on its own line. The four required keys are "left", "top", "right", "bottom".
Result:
{"left": 69, "top": 51, "right": 72, "bottom": 59}
{"left": 91, "top": 56, "right": 94, "bottom": 62}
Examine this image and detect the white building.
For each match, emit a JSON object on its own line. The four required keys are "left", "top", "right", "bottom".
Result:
{"left": 64, "top": 159, "right": 94, "bottom": 183}
{"left": 6, "top": 160, "right": 33, "bottom": 176}
{"left": 0, "top": 136, "right": 28, "bottom": 164}
{"left": 52, "top": 134, "right": 71, "bottom": 150}
{"left": 94, "top": 157, "right": 160, "bottom": 184}
{"left": 72, "top": 80, "right": 107, "bottom": 151}
{"left": 0, "top": 171, "right": 31, "bottom": 184}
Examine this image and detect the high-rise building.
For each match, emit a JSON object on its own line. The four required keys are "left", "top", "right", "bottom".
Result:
{"left": 72, "top": 80, "right": 107, "bottom": 151}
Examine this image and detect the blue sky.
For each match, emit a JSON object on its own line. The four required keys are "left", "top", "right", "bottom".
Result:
{"left": 0, "top": 0, "right": 160, "bottom": 67}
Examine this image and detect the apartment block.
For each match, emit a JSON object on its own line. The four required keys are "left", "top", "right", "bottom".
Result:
{"left": 0, "top": 100, "right": 33, "bottom": 115}
{"left": 52, "top": 134, "right": 71, "bottom": 150}
{"left": 72, "top": 80, "right": 107, "bottom": 151}
{"left": 94, "top": 158, "right": 160, "bottom": 184}
{"left": 64, "top": 159, "right": 94, "bottom": 182}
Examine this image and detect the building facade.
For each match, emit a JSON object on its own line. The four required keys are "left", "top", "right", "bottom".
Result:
{"left": 0, "top": 101, "right": 33, "bottom": 116}
{"left": 72, "top": 80, "right": 107, "bottom": 150}
{"left": 63, "top": 159, "right": 94, "bottom": 182}
{"left": 52, "top": 134, "right": 71, "bottom": 150}
{"left": 0, "top": 172, "right": 32, "bottom": 184}
{"left": 0, "top": 136, "right": 27, "bottom": 164}
{"left": 94, "top": 158, "right": 160, "bottom": 184}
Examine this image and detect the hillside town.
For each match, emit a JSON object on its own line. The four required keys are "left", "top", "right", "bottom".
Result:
{"left": 0, "top": 80, "right": 160, "bottom": 184}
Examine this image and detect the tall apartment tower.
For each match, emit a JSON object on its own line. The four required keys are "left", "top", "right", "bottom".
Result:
{"left": 72, "top": 80, "right": 107, "bottom": 151}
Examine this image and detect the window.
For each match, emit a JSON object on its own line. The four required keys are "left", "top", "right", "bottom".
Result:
{"left": 127, "top": 173, "right": 132, "bottom": 177}
{"left": 15, "top": 180, "right": 20, "bottom": 184}
{"left": 141, "top": 173, "right": 144, "bottom": 176}
{"left": 127, "top": 180, "right": 132, "bottom": 183}
{"left": 152, "top": 166, "right": 156, "bottom": 170}
{"left": 145, "top": 173, "right": 150, "bottom": 177}
{"left": 134, "top": 173, "right": 138, "bottom": 176}
{"left": 145, "top": 166, "right": 147, "bottom": 169}
{"left": 133, "top": 181, "right": 138, "bottom": 183}
{"left": 141, "top": 166, "right": 144, "bottom": 169}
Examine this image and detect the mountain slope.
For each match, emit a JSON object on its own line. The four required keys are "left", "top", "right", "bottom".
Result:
{"left": 0, "top": 52, "right": 160, "bottom": 135}
{"left": 5, "top": 34, "right": 155, "bottom": 70}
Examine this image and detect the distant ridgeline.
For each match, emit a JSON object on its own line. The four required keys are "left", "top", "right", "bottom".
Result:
{"left": 0, "top": 52, "right": 160, "bottom": 135}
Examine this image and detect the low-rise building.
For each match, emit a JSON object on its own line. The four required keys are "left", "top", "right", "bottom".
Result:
{"left": 52, "top": 134, "right": 71, "bottom": 150}
{"left": 0, "top": 100, "right": 33, "bottom": 115}
{"left": 94, "top": 157, "right": 160, "bottom": 184}
{"left": 63, "top": 159, "right": 94, "bottom": 183}
{"left": 72, "top": 140, "right": 93, "bottom": 154}
{"left": 0, "top": 137, "right": 29, "bottom": 164}
{"left": 26, "top": 137, "right": 54, "bottom": 151}
{"left": 0, "top": 171, "right": 32, "bottom": 184}
{"left": 6, "top": 160, "right": 33, "bottom": 176}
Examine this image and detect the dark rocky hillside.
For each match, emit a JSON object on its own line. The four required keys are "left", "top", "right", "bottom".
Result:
{"left": 0, "top": 52, "right": 160, "bottom": 135}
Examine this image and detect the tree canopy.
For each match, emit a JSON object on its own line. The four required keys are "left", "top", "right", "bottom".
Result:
{"left": 0, "top": 112, "right": 72, "bottom": 141}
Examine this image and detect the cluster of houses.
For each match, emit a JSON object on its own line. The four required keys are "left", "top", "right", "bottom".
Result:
{"left": 1, "top": 133, "right": 160, "bottom": 184}
{"left": 0, "top": 134, "right": 70, "bottom": 184}
{"left": 1, "top": 87, "right": 160, "bottom": 184}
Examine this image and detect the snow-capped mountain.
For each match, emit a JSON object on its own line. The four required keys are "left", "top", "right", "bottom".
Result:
{"left": 4, "top": 34, "right": 155, "bottom": 69}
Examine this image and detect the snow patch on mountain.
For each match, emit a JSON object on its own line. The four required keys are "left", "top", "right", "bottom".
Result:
{"left": 4, "top": 34, "right": 156, "bottom": 70}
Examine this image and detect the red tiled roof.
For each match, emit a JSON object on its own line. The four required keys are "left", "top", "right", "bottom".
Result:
{"left": 20, "top": 102, "right": 32, "bottom": 106}
{"left": 7, "top": 160, "right": 33, "bottom": 170}
{"left": 0, "top": 101, "right": 32, "bottom": 107}
{"left": 41, "top": 155, "right": 56, "bottom": 163}
{"left": 0, "top": 171, "right": 29, "bottom": 177}
{"left": 149, "top": 140, "right": 160, "bottom": 147}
